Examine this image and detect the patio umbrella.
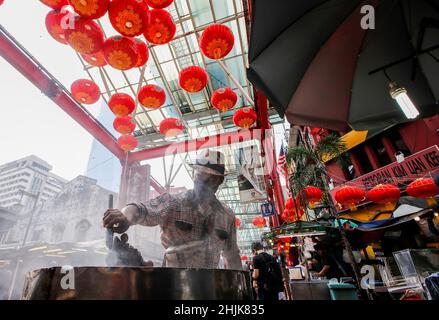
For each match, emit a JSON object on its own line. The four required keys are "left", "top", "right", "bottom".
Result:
{"left": 247, "top": 0, "right": 439, "bottom": 131}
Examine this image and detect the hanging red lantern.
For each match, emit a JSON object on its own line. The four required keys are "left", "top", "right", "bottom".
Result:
{"left": 64, "top": 16, "right": 104, "bottom": 54}
{"left": 233, "top": 107, "right": 257, "bottom": 129}
{"left": 108, "top": 0, "right": 149, "bottom": 37}
{"left": 118, "top": 134, "right": 138, "bottom": 152}
{"left": 159, "top": 118, "right": 184, "bottom": 137}
{"left": 282, "top": 198, "right": 304, "bottom": 223}
{"left": 335, "top": 186, "right": 366, "bottom": 211}
{"left": 145, "top": 0, "right": 174, "bottom": 9}
{"left": 113, "top": 116, "right": 136, "bottom": 134}
{"left": 40, "top": 0, "right": 68, "bottom": 10}
{"left": 252, "top": 216, "right": 266, "bottom": 228}
{"left": 45, "top": 10, "right": 70, "bottom": 45}
{"left": 138, "top": 84, "right": 166, "bottom": 109}
{"left": 144, "top": 9, "right": 176, "bottom": 45}
{"left": 108, "top": 93, "right": 136, "bottom": 117}
{"left": 179, "top": 66, "right": 208, "bottom": 93}
{"left": 134, "top": 38, "right": 149, "bottom": 67}
{"left": 68, "top": 0, "right": 109, "bottom": 19}
{"left": 71, "top": 79, "right": 100, "bottom": 104}
{"left": 81, "top": 50, "right": 107, "bottom": 67}
{"left": 103, "top": 36, "right": 139, "bottom": 70}
{"left": 406, "top": 178, "right": 439, "bottom": 205}
{"left": 199, "top": 24, "right": 234, "bottom": 60}
{"left": 240, "top": 255, "right": 247, "bottom": 261}
{"left": 211, "top": 87, "right": 237, "bottom": 112}
{"left": 303, "top": 186, "right": 323, "bottom": 208}
{"left": 235, "top": 217, "right": 241, "bottom": 229}
{"left": 367, "top": 184, "right": 400, "bottom": 205}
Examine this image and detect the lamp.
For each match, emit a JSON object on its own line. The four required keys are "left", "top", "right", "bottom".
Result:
{"left": 389, "top": 82, "right": 420, "bottom": 119}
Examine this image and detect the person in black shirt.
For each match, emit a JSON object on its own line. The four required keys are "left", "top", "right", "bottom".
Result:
{"left": 313, "top": 242, "right": 343, "bottom": 280}
{"left": 251, "top": 242, "right": 281, "bottom": 301}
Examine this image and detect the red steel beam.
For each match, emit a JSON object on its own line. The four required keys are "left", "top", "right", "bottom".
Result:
{"left": 0, "top": 26, "right": 126, "bottom": 161}
{"left": 128, "top": 128, "right": 257, "bottom": 163}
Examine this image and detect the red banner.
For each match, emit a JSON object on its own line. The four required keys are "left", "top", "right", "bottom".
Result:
{"left": 330, "top": 145, "right": 439, "bottom": 200}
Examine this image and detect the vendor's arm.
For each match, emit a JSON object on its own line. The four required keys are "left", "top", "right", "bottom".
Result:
{"left": 223, "top": 216, "right": 242, "bottom": 270}
{"left": 317, "top": 265, "right": 330, "bottom": 277}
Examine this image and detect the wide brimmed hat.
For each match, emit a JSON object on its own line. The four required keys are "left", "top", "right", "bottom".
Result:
{"left": 189, "top": 150, "right": 228, "bottom": 176}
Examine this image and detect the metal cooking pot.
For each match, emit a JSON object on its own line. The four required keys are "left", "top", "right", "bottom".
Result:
{"left": 22, "top": 267, "right": 253, "bottom": 300}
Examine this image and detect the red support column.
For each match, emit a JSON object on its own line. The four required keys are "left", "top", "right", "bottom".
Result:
{"left": 349, "top": 153, "right": 364, "bottom": 178}
{"left": 381, "top": 136, "right": 397, "bottom": 162}
{"left": 364, "top": 145, "right": 381, "bottom": 170}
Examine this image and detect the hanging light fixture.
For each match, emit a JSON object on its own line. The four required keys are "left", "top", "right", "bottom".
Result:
{"left": 68, "top": 0, "right": 110, "bottom": 19}
{"left": 389, "top": 82, "right": 420, "bottom": 119}
{"left": 103, "top": 36, "right": 139, "bottom": 70}
{"left": 211, "top": 87, "right": 237, "bottom": 112}
{"left": 81, "top": 50, "right": 107, "bottom": 67}
{"left": 108, "top": 0, "right": 149, "bottom": 37}
{"left": 179, "top": 66, "right": 208, "bottom": 93}
{"left": 108, "top": 93, "right": 136, "bottom": 117}
{"left": 118, "top": 134, "right": 138, "bottom": 152}
{"left": 45, "top": 9, "right": 69, "bottom": 45}
{"left": 144, "top": 9, "right": 176, "bottom": 45}
{"left": 71, "top": 79, "right": 100, "bottom": 104}
{"left": 64, "top": 16, "right": 105, "bottom": 55}
{"left": 138, "top": 84, "right": 166, "bottom": 109}
{"left": 159, "top": 118, "right": 184, "bottom": 137}
{"left": 113, "top": 116, "right": 136, "bottom": 134}
{"left": 233, "top": 107, "right": 257, "bottom": 128}
{"left": 199, "top": 24, "right": 235, "bottom": 60}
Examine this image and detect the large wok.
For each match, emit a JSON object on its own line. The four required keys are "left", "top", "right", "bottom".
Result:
{"left": 21, "top": 267, "right": 253, "bottom": 300}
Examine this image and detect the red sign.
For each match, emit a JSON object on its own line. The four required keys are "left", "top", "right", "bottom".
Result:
{"left": 330, "top": 145, "right": 439, "bottom": 201}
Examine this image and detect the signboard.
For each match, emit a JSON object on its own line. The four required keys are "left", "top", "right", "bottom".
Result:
{"left": 235, "top": 145, "right": 267, "bottom": 203}
{"left": 261, "top": 202, "right": 275, "bottom": 217}
{"left": 330, "top": 145, "right": 439, "bottom": 202}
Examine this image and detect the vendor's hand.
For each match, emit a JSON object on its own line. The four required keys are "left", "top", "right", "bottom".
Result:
{"left": 252, "top": 280, "right": 258, "bottom": 289}
{"left": 103, "top": 209, "right": 130, "bottom": 233}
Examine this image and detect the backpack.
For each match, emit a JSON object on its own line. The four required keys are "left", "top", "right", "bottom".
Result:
{"left": 261, "top": 253, "right": 284, "bottom": 292}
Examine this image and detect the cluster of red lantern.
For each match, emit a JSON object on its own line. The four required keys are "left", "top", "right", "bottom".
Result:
{"left": 233, "top": 107, "right": 257, "bottom": 129}
{"left": 335, "top": 186, "right": 366, "bottom": 211}
{"left": 252, "top": 216, "right": 266, "bottom": 229}
{"left": 144, "top": 9, "right": 176, "bottom": 45}
{"left": 159, "top": 118, "right": 184, "bottom": 137}
{"left": 64, "top": 16, "right": 104, "bottom": 55}
{"left": 179, "top": 66, "right": 208, "bottom": 93}
{"left": 70, "top": 79, "right": 100, "bottom": 104}
{"left": 199, "top": 24, "right": 235, "bottom": 60}
{"left": 282, "top": 197, "right": 304, "bottom": 223}
{"left": 211, "top": 87, "right": 237, "bottom": 112}
{"left": 406, "top": 178, "right": 439, "bottom": 205}
{"left": 138, "top": 84, "right": 166, "bottom": 109}
{"left": 367, "top": 184, "right": 400, "bottom": 205}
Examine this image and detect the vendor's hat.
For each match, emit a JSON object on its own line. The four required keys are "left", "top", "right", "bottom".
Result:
{"left": 189, "top": 150, "right": 228, "bottom": 176}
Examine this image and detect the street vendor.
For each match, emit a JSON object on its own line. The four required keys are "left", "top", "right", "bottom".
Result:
{"left": 103, "top": 150, "right": 242, "bottom": 270}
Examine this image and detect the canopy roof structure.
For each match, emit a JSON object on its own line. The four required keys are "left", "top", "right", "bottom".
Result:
{"left": 0, "top": 0, "right": 286, "bottom": 255}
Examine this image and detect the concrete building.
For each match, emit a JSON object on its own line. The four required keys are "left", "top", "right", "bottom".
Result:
{"left": 0, "top": 155, "right": 67, "bottom": 211}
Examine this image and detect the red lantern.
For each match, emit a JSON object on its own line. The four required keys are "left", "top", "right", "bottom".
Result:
{"left": 40, "top": 0, "right": 68, "bottom": 10}
{"left": 179, "top": 66, "right": 208, "bottom": 93}
{"left": 108, "top": 0, "right": 149, "bottom": 37}
{"left": 144, "top": 9, "right": 176, "bottom": 45}
{"left": 303, "top": 186, "right": 323, "bottom": 208}
{"left": 113, "top": 116, "right": 136, "bottom": 134}
{"left": 367, "top": 184, "right": 400, "bottom": 205}
{"left": 64, "top": 16, "right": 104, "bottom": 54}
{"left": 335, "top": 186, "right": 365, "bottom": 211}
{"left": 200, "top": 24, "right": 234, "bottom": 60}
{"left": 138, "top": 84, "right": 166, "bottom": 109}
{"left": 282, "top": 198, "right": 304, "bottom": 223}
{"left": 211, "top": 87, "right": 237, "bottom": 112}
{"left": 108, "top": 93, "right": 136, "bottom": 117}
{"left": 81, "top": 50, "right": 107, "bottom": 67}
{"left": 240, "top": 255, "right": 247, "bottom": 261}
{"left": 118, "top": 134, "right": 138, "bottom": 152}
{"left": 71, "top": 79, "right": 100, "bottom": 104}
{"left": 68, "top": 0, "right": 109, "bottom": 19}
{"left": 159, "top": 118, "right": 184, "bottom": 137}
{"left": 235, "top": 217, "right": 241, "bottom": 229}
{"left": 134, "top": 38, "right": 149, "bottom": 67}
{"left": 103, "top": 36, "right": 139, "bottom": 70}
{"left": 252, "top": 216, "right": 266, "bottom": 228}
{"left": 145, "top": 0, "right": 174, "bottom": 9}
{"left": 233, "top": 107, "right": 257, "bottom": 129}
{"left": 406, "top": 178, "right": 439, "bottom": 205}
{"left": 45, "top": 10, "right": 70, "bottom": 45}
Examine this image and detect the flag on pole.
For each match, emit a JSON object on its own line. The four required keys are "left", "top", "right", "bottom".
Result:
{"left": 277, "top": 141, "right": 290, "bottom": 194}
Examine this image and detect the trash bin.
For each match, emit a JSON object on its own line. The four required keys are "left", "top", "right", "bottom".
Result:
{"left": 327, "top": 282, "right": 359, "bottom": 300}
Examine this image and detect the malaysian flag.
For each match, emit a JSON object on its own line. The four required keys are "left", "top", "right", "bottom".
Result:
{"left": 277, "top": 142, "right": 290, "bottom": 195}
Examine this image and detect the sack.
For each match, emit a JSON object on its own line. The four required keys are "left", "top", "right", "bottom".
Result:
{"left": 261, "top": 253, "right": 283, "bottom": 292}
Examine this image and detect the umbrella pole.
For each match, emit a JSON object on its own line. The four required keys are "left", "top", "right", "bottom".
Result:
{"left": 217, "top": 59, "right": 255, "bottom": 107}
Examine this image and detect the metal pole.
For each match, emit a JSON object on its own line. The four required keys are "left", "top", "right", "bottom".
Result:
{"left": 217, "top": 59, "right": 255, "bottom": 106}
{"left": 22, "top": 192, "right": 41, "bottom": 247}
{"left": 7, "top": 258, "right": 21, "bottom": 300}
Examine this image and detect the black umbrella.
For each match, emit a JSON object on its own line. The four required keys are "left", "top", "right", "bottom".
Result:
{"left": 247, "top": 0, "right": 439, "bottom": 131}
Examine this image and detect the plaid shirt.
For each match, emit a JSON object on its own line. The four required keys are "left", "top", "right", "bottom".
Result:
{"left": 129, "top": 190, "right": 242, "bottom": 270}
